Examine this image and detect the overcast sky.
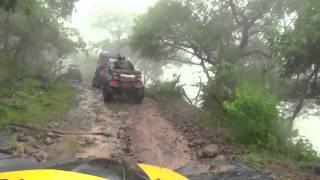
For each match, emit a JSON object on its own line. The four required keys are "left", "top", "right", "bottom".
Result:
{"left": 71, "top": 0, "right": 157, "bottom": 43}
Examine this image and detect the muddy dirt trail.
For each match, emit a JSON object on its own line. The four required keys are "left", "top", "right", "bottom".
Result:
{"left": 4, "top": 83, "right": 281, "bottom": 179}
{"left": 121, "top": 99, "right": 196, "bottom": 169}
{"left": 16, "top": 83, "right": 196, "bottom": 169}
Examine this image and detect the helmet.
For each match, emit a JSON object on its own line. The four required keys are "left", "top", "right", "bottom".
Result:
{"left": 117, "top": 54, "right": 126, "bottom": 61}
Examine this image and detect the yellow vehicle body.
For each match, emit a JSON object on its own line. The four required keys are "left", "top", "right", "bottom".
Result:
{"left": 138, "top": 164, "right": 188, "bottom": 180}
{"left": 0, "top": 164, "right": 188, "bottom": 180}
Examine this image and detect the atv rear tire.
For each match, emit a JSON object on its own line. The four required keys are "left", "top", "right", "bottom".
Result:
{"left": 103, "top": 85, "right": 113, "bottom": 103}
{"left": 134, "top": 87, "right": 144, "bottom": 104}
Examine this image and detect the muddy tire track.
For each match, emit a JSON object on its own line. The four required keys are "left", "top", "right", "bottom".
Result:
{"left": 122, "top": 98, "right": 196, "bottom": 169}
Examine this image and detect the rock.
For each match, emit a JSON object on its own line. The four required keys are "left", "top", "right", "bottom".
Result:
{"left": 197, "top": 150, "right": 204, "bottom": 158}
{"left": 214, "top": 154, "right": 226, "bottom": 161}
{"left": 17, "top": 134, "right": 29, "bottom": 142}
{"left": 48, "top": 123, "right": 59, "bottom": 128}
{"left": 188, "top": 142, "right": 195, "bottom": 148}
{"left": 47, "top": 132, "right": 56, "bottom": 138}
{"left": 27, "top": 136, "right": 36, "bottom": 144}
{"left": 117, "top": 130, "right": 126, "bottom": 139}
{"left": 32, "top": 144, "right": 41, "bottom": 149}
{"left": 182, "top": 127, "right": 188, "bottom": 132}
{"left": 78, "top": 140, "right": 86, "bottom": 146}
{"left": 118, "top": 112, "right": 129, "bottom": 117}
{"left": 314, "top": 164, "right": 320, "bottom": 175}
{"left": 33, "top": 151, "right": 48, "bottom": 162}
{"left": 96, "top": 115, "right": 109, "bottom": 123}
{"left": 84, "top": 138, "right": 94, "bottom": 145}
{"left": 193, "top": 139, "right": 203, "bottom": 145}
{"left": 44, "top": 137, "right": 53, "bottom": 145}
{"left": 202, "top": 144, "right": 220, "bottom": 158}
{"left": 12, "top": 127, "right": 27, "bottom": 134}
{"left": 15, "top": 144, "right": 25, "bottom": 154}
{"left": 230, "top": 155, "right": 238, "bottom": 160}
{"left": 25, "top": 146, "right": 37, "bottom": 155}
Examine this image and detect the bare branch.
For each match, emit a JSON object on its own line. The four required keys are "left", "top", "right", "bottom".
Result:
{"left": 228, "top": 0, "right": 247, "bottom": 25}
{"left": 193, "top": 76, "right": 202, "bottom": 106}
{"left": 241, "top": 49, "right": 272, "bottom": 59}
{"left": 165, "top": 59, "right": 202, "bottom": 66}
{"left": 181, "top": 87, "right": 193, "bottom": 105}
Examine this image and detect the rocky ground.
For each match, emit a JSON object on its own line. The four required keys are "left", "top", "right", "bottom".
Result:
{"left": 2, "top": 83, "right": 316, "bottom": 179}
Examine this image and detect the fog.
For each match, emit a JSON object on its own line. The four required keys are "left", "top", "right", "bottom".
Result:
{"left": 70, "top": 0, "right": 320, "bottom": 153}
{"left": 71, "top": 0, "right": 157, "bottom": 43}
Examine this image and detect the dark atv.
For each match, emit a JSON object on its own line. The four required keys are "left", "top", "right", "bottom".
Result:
{"left": 102, "top": 65, "right": 144, "bottom": 104}
{"left": 65, "top": 64, "right": 82, "bottom": 82}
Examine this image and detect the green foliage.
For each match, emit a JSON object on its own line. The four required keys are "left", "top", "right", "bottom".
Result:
{"left": 202, "top": 62, "right": 236, "bottom": 109}
{"left": 284, "top": 138, "right": 319, "bottom": 161}
{"left": 223, "top": 84, "right": 319, "bottom": 161}
{"left": 146, "top": 75, "right": 183, "bottom": 100}
{"left": 0, "top": 0, "right": 84, "bottom": 77}
{"left": 223, "top": 84, "right": 287, "bottom": 147}
{"left": 240, "top": 151, "right": 268, "bottom": 169}
{"left": 269, "top": 0, "right": 320, "bottom": 78}
{"left": 0, "top": 79, "right": 75, "bottom": 128}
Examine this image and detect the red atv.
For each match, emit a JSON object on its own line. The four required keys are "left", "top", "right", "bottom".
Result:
{"left": 102, "top": 62, "right": 144, "bottom": 104}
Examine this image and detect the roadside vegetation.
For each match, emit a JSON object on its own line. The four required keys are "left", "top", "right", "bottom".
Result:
{"left": 0, "top": 51, "right": 75, "bottom": 128}
{"left": 0, "top": 1, "right": 83, "bottom": 128}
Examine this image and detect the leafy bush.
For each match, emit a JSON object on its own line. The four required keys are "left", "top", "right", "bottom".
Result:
{"left": 223, "top": 84, "right": 319, "bottom": 161}
{"left": 283, "top": 138, "right": 319, "bottom": 161}
{"left": 146, "top": 75, "right": 183, "bottom": 99}
{"left": 223, "top": 84, "right": 289, "bottom": 149}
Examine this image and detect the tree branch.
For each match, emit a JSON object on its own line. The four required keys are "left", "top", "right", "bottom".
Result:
{"left": 165, "top": 58, "right": 201, "bottom": 66}
{"left": 193, "top": 76, "right": 202, "bottom": 106}
{"left": 181, "top": 87, "right": 193, "bottom": 105}
{"left": 241, "top": 49, "right": 272, "bottom": 59}
{"left": 289, "top": 67, "right": 319, "bottom": 128}
{"left": 228, "top": 0, "right": 247, "bottom": 25}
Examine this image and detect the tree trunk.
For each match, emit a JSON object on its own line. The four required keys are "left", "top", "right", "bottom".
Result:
{"left": 3, "top": 11, "right": 10, "bottom": 51}
{"left": 289, "top": 68, "right": 318, "bottom": 129}
{"left": 311, "top": 64, "right": 319, "bottom": 95}
{"left": 181, "top": 87, "right": 193, "bottom": 105}
{"left": 200, "top": 60, "right": 211, "bottom": 81}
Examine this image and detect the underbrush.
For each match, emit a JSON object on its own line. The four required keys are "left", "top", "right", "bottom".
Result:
{"left": 0, "top": 78, "right": 75, "bottom": 128}
{"left": 145, "top": 76, "right": 184, "bottom": 102}
{"left": 146, "top": 78, "right": 319, "bottom": 175}
{"left": 0, "top": 50, "right": 75, "bottom": 128}
{"left": 223, "top": 84, "right": 319, "bottom": 162}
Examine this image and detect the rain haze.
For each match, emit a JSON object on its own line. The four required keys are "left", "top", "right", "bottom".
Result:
{"left": 1, "top": 0, "right": 320, "bottom": 179}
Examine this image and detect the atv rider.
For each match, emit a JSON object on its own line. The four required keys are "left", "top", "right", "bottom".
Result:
{"left": 114, "top": 54, "right": 134, "bottom": 70}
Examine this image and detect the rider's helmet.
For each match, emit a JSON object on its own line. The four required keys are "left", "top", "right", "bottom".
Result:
{"left": 117, "top": 54, "right": 126, "bottom": 61}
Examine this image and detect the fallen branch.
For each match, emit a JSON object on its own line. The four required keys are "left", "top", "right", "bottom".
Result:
{"left": 9, "top": 123, "right": 112, "bottom": 137}
{"left": 181, "top": 87, "right": 193, "bottom": 105}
